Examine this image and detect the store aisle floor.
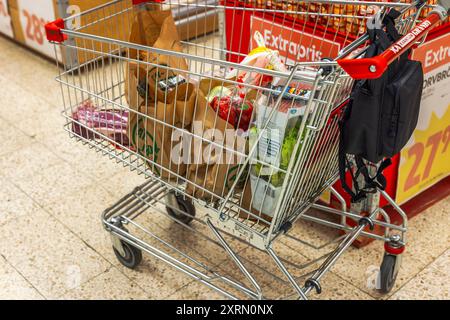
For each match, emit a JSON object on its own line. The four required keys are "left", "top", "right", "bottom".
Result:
{"left": 0, "top": 35, "right": 449, "bottom": 300}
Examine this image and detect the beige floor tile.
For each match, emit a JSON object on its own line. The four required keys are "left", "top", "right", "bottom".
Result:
{"left": 40, "top": 131, "right": 103, "bottom": 164}
{"left": 280, "top": 209, "right": 345, "bottom": 260}
{"left": 12, "top": 161, "right": 97, "bottom": 207}
{"left": 290, "top": 197, "right": 450, "bottom": 299}
{"left": 100, "top": 169, "right": 148, "bottom": 197}
{"left": 404, "top": 199, "right": 450, "bottom": 264}
{"left": 0, "top": 142, "right": 63, "bottom": 181}
{"left": 1, "top": 30, "right": 449, "bottom": 301}
{"left": 389, "top": 263, "right": 449, "bottom": 300}
{"left": 205, "top": 243, "right": 310, "bottom": 300}
{"left": 0, "top": 39, "right": 62, "bottom": 108}
{"left": 75, "top": 219, "right": 196, "bottom": 299}
{"left": 0, "top": 37, "right": 17, "bottom": 60}
{"left": 105, "top": 242, "right": 197, "bottom": 299}
{"left": 60, "top": 267, "right": 150, "bottom": 300}
{"left": 74, "top": 154, "right": 137, "bottom": 186}
{"left": 0, "top": 256, "right": 44, "bottom": 300}
{"left": 329, "top": 240, "right": 424, "bottom": 299}
{"left": 281, "top": 272, "right": 374, "bottom": 300}
{"left": 17, "top": 107, "right": 65, "bottom": 141}
{"left": 167, "top": 280, "right": 241, "bottom": 300}
{"left": 200, "top": 240, "right": 372, "bottom": 300}
{"left": 0, "top": 74, "right": 60, "bottom": 126}
{"left": 45, "top": 184, "right": 116, "bottom": 245}
{"left": 116, "top": 259, "right": 198, "bottom": 300}
{"left": 0, "top": 118, "right": 34, "bottom": 157}
{"left": 310, "top": 273, "right": 374, "bottom": 300}
{"left": 143, "top": 206, "right": 250, "bottom": 258}
{"left": 76, "top": 189, "right": 253, "bottom": 298}
{"left": 0, "top": 176, "right": 41, "bottom": 227}
{"left": 427, "top": 249, "right": 450, "bottom": 277}
{"left": 40, "top": 131, "right": 133, "bottom": 184}
{"left": 0, "top": 208, "right": 110, "bottom": 299}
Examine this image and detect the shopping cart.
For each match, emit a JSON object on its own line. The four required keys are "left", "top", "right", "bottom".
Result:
{"left": 45, "top": 0, "right": 449, "bottom": 299}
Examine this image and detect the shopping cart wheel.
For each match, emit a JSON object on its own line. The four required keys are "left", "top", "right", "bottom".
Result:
{"left": 113, "top": 240, "right": 142, "bottom": 269}
{"left": 166, "top": 192, "right": 196, "bottom": 225}
{"left": 379, "top": 254, "right": 398, "bottom": 293}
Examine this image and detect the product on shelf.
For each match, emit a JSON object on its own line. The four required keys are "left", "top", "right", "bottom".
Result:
{"left": 238, "top": 0, "right": 442, "bottom": 39}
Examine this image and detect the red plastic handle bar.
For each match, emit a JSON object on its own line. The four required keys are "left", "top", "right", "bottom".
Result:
{"left": 45, "top": 18, "right": 68, "bottom": 43}
{"left": 337, "top": 12, "right": 444, "bottom": 79}
{"left": 132, "top": 0, "right": 165, "bottom": 4}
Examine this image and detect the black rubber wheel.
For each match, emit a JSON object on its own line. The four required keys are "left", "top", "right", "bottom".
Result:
{"left": 113, "top": 240, "right": 142, "bottom": 269}
{"left": 166, "top": 194, "right": 196, "bottom": 225}
{"left": 379, "top": 254, "right": 398, "bottom": 293}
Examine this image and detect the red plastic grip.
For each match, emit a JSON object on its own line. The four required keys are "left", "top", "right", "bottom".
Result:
{"left": 132, "top": 0, "right": 165, "bottom": 4}
{"left": 337, "top": 12, "right": 443, "bottom": 80}
{"left": 45, "top": 18, "right": 68, "bottom": 43}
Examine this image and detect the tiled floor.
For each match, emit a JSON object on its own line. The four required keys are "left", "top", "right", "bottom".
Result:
{"left": 0, "top": 35, "right": 449, "bottom": 300}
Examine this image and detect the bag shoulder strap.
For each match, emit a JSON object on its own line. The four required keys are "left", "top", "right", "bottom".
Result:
{"left": 383, "top": 9, "right": 402, "bottom": 41}
{"left": 339, "top": 109, "right": 392, "bottom": 203}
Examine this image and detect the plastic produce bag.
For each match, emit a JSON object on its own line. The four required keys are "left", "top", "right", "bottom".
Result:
{"left": 71, "top": 100, "right": 131, "bottom": 148}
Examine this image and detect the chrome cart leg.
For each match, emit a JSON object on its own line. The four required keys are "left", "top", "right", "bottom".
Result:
{"left": 109, "top": 217, "right": 127, "bottom": 257}
{"left": 266, "top": 247, "right": 308, "bottom": 300}
{"left": 206, "top": 218, "right": 263, "bottom": 300}
{"left": 379, "top": 190, "right": 408, "bottom": 242}
{"left": 377, "top": 190, "right": 407, "bottom": 293}
{"left": 328, "top": 186, "right": 347, "bottom": 226}
{"left": 302, "top": 208, "right": 379, "bottom": 296}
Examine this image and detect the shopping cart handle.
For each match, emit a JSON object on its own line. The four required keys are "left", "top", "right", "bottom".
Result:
{"left": 337, "top": 8, "right": 447, "bottom": 80}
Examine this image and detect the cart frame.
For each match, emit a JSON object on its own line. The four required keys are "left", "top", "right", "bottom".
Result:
{"left": 46, "top": 0, "right": 448, "bottom": 299}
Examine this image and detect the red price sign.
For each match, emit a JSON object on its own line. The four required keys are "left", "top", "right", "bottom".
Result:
{"left": 22, "top": 9, "right": 49, "bottom": 46}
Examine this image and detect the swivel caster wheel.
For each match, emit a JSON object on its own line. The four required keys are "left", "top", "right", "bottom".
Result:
{"left": 379, "top": 235, "right": 405, "bottom": 293}
{"left": 379, "top": 254, "right": 399, "bottom": 293}
{"left": 110, "top": 220, "right": 142, "bottom": 269}
{"left": 113, "top": 240, "right": 142, "bottom": 269}
{"left": 166, "top": 192, "right": 196, "bottom": 225}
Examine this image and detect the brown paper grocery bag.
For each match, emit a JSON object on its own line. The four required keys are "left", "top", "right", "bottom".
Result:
{"left": 125, "top": 7, "right": 189, "bottom": 111}
{"left": 185, "top": 81, "right": 248, "bottom": 202}
{"left": 127, "top": 61, "right": 197, "bottom": 179}
{"left": 128, "top": 80, "right": 197, "bottom": 180}
{"left": 127, "top": 8, "right": 188, "bottom": 103}
{"left": 125, "top": 7, "right": 194, "bottom": 180}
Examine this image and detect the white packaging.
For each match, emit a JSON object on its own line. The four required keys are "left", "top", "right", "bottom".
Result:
{"left": 250, "top": 174, "right": 282, "bottom": 218}
{"left": 17, "top": 0, "right": 58, "bottom": 58}
{"left": 254, "top": 94, "right": 305, "bottom": 171}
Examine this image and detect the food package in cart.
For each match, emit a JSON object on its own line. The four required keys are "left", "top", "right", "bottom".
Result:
{"left": 227, "top": 31, "right": 288, "bottom": 87}
{"left": 71, "top": 100, "right": 131, "bottom": 149}
{"left": 248, "top": 86, "right": 311, "bottom": 218}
